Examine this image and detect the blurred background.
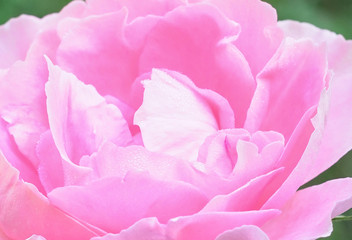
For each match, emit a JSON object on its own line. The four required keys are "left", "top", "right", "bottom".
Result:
{"left": 0, "top": 0, "right": 351, "bottom": 239}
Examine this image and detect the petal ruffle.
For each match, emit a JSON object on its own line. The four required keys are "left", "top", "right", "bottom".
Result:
{"left": 137, "top": 3, "right": 254, "bottom": 126}
{"left": 0, "top": 153, "right": 100, "bottom": 239}
{"left": 45, "top": 58, "right": 132, "bottom": 163}
{"left": 215, "top": 225, "right": 269, "bottom": 240}
{"left": 48, "top": 172, "right": 207, "bottom": 233}
{"left": 134, "top": 69, "right": 234, "bottom": 161}
{"left": 262, "top": 178, "right": 352, "bottom": 240}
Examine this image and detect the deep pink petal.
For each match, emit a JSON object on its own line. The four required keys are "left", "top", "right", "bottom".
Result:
{"left": 215, "top": 225, "right": 269, "bottom": 240}
{"left": 91, "top": 218, "right": 166, "bottom": 240}
{"left": 262, "top": 178, "right": 352, "bottom": 240}
{"left": 0, "top": 153, "right": 100, "bottom": 239}
{"left": 134, "top": 69, "right": 234, "bottom": 160}
{"left": 48, "top": 172, "right": 207, "bottom": 233}
{"left": 45, "top": 59, "right": 132, "bottom": 163}
{"left": 245, "top": 38, "right": 327, "bottom": 140}
{"left": 166, "top": 209, "right": 280, "bottom": 240}
{"left": 137, "top": 3, "right": 254, "bottom": 126}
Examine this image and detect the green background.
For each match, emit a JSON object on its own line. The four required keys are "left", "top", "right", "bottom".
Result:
{"left": 0, "top": 0, "right": 351, "bottom": 239}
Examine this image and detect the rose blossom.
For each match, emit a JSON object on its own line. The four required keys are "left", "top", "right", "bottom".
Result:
{"left": 0, "top": 0, "right": 352, "bottom": 239}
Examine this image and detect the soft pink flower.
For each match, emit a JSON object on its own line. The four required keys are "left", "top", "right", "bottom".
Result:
{"left": 0, "top": 0, "right": 352, "bottom": 239}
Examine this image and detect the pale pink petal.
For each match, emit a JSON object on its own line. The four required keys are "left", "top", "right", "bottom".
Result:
{"left": 0, "top": 15, "right": 41, "bottom": 68}
{"left": 262, "top": 178, "right": 352, "bottom": 240}
{"left": 245, "top": 38, "right": 327, "bottom": 140}
{"left": 262, "top": 35, "right": 352, "bottom": 208}
{"left": 278, "top": 20, "right": 352, "bottom": 72}
{"left": 198, "top": 0, "right": 283, "bottom": 76}
{"left": 56, "top": 10, "right": 138, "bottom": 104}
{"left": 0, "top": 58, "right": 49, "bottom": 167}
{"left": 85, "top": 0, "right": 185, "bottom": 21}
{"left": 37, "top": 131, "right": 95, "bottom": 193}
{"left": 48, "top": 172, "right": 207, "bottom": 233}
{"left": 26, "top": 235, "right": 47, "bottom": 240}
{"left": 215, "top": 225, "right": 269, "bottom": 240}
{"left": 45, "top": 58, "right": 132, "bottom": 164}
{"left": 138, "top": 3, "right": 255, "bottom": 126}
{"left": 134, "top": 69, "right": 234, "bottom": 160}
{"left": 0, "top": 153, "right": 100, "bottom": 239}
{"left": 91, "top": 218, "right": 166, "bottom": 240}
{"left": 201, "top": 168, "right": 284, "bottom": 212}
{"left": 166, "top": 209, "right": 280, "bottom": 240}
{"left": 80, "top": 141, "right": 196, "bottom": 183}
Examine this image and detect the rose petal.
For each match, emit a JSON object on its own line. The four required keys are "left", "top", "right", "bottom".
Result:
{"left": 201, "top": 168, "right": 284, "bottom": 212}
{"left": 138, "top": 3, "right": 254, "bottom": 126}
{"left": 166, "top": 209, "right": 280, "bottom": 240}
{"left": 134, "top": 69, "right": 234, "bottom": 160}
{"left": 215, "top": 225, "right": 269, "bottom": 240}
{"left": 245, "top": 38, "right": 327, "bottom": 140}
{"left": 56, "top": 10, "right": 138, "bottom": 103}
{"left": 80, "top": 141, "right": 196, "bottom": 183}
{"left": 85, "top": 0, "right": 185, "bottom": 22}
{"left": 91, "top": 218, "right": 166, "bottom": 240}
{"left": 0, "top": 15, "right": 41, "bottom": 68}
{"left": 0, "top": 119, "right": 44, "bottom": 193}
{"left": 0, "top": 58, "right": 49, "bottom": 167}
{"left": 262, "top": 178, "right": 352, "bottom": 239}
{"left": 48, "top": 172, "right": 208, "bottom": 233}
{"left": 0, "top": 153, "right": 100, "bottom": 239}
{"left": 26, "top": 235, "right": 47, "bottom": 240}
{"left": 45, "top": 58, "right": 132, "bottom": 163}
{"left": 198, "top": 0, "right": 283, "bottom": 76}
{"left": 37, "top": 131, "right": 95, "bottom": 193}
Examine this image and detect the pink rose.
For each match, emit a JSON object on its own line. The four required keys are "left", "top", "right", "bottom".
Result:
{"left": 1, "top": 0, "right": 352, "bottom": 239}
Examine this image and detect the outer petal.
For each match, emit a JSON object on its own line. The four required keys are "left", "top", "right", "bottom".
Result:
{"left": 85, "top": 0, "right": 185, "bottom": 22}
{"left": 215, "top": 225, "right": 269, "bottom": 240}
{"left": 48, "top": 172, "right": 207, "bottom": 233}
{"left": 199, "top": 0, "right": 283, "bottom": 76}
{"left": 264, "top": 38, "right": 352, "bottom": 209}
{"left": 0, "top": 119, "right": 44, "bottom": 192}
{"left": 0, "top": 58, "right": 49, "bottom": 167}
{"left": 0, "top": 153, "right": 100, "bottom": 239}
{"left": 56, "top": 10, "right": 138, "bottom": 103}
{"left": 262, "top": 178, "right": 352, "bottom": 240}
{"left": 45, "top": 58, "right": 132, "bottom": 163}
{"left": 166, "top": 210, "right": 280, "bottom": 240}
{"left": 245, "top": 38, "right": 326, "bottom": 140}
{"left": 201, "top": 168, "right": 284, "bottom": 212}
{"left": 137, "top": 3, "right": 255, "bottom": 126}
{"left": 134, "top": 69, "right": 234, "bottom": 161}
{"left": 91, "top": 218, "right": 166, "bottom": 240}
{"left": 0, "top": 15, "right": 41, "bottom": 68}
